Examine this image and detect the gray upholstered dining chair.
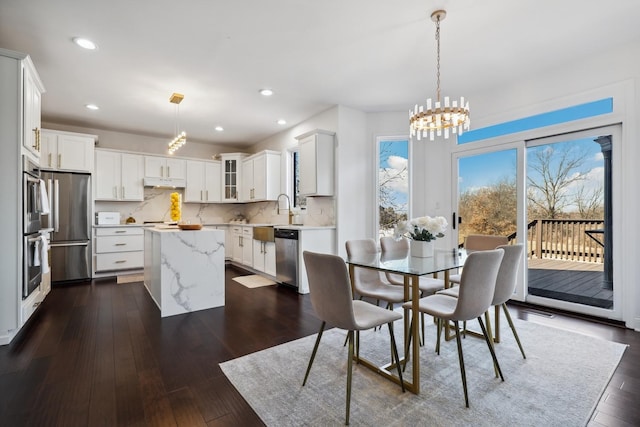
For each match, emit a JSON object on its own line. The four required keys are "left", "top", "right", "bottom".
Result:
{"left": 302, "top": 251, "right": 405, "bottom": 425}
{"left": 380, "top": 236, "right": 444, "bottom": 344}
{"left": 345, "top": 239, "right": 406, "bottom": 309}
{"left": 449, "top": 234, "right": 509, "bottom": 285}
{"left": 402, "top": 249, "right": 505, "bottom": 407}
{"left": 440, "top": 244, "right": 526, "bottom": 359}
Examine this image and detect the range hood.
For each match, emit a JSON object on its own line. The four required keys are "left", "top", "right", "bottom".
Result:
{"left": 143, "top": 177, "right": 186, "bottom": 188}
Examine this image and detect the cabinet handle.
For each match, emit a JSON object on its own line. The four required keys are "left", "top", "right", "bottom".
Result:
{"left": 239, "top": 236, "right": 243, "bottom": 247}
{"left": 48, "top": 153, "right": 52, "bottom": 167}
{"left": 115, "top": 243, "right": 127, "bottom": 246}
{"left": 167, "top": 166, "right": 171, "bottom": 177}
{"left": 206, "top": 190, "right": 209, "bottom": 200}
{"left": 160, "top": 165, "right": 164, "bottom": 177}
{"left": 58, "top": 154, "right": 61, "bottom": 168}
{"left": 122, "top": 186, "right": 125, "bottom": 199}
{"left": 32, "top": 127, "right": 39, "bottom": 150}
{"left": 201, "top": 190, "right": 203, "bottom": 201}
{"left": 114, "top": 230, "right": 126, "bottom": 234}
{"left": 115, "top": 260, "right": 127, "bottom": 264}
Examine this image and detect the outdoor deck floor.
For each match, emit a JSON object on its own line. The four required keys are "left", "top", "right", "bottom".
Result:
{"left": 527, "top": 258, "right": 611, "bottom": 309}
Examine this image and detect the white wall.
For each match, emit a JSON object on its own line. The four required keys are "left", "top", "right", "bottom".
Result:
{"left": 335, "top": 106, "right": 369, "bottom": 257}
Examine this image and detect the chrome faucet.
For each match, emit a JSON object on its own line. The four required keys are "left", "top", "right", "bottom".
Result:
{"left": 276, "top": 193, "right": 294, "bottom": 224}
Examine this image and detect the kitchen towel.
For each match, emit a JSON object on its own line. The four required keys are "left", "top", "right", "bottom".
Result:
{"left": 39, "top": 235, "right": 49, "bottom": 274}
{"left": 39, "top": 179, "right": 50, "bottom": 215}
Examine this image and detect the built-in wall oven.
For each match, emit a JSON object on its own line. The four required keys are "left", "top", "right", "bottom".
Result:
{"left": 23, "top": 155, "right": 43, "bottom": 298}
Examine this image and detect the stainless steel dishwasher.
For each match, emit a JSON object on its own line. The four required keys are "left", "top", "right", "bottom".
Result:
{"left": 275, "top": 228, "right": 299, "bottom": 288}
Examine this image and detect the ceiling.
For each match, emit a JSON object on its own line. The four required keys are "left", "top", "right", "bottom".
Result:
{"left": 2, "top": 0, "right": 640, "bottom": 149}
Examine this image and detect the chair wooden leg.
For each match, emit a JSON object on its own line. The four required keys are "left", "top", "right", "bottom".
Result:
{"left": 477, "top": 316, "right": 504, "bottom": 382}
{"left": 387, "top": 322, "right": 405, "bottom": 393}
{"left": 303, "top": 321, "right": 326, "bottom": 386}
{"left": 346, "top": 330, "right": 354, "bottom": 425}
{"left": 453, "top": 320, "right": 469, "bottom": 408}
{"left": 502, "top": 303, "right": 526, "bottom": 359}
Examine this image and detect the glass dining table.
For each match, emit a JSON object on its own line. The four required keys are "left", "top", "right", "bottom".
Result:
{"left": 346, "top": 247, "right": 467, "bottom": 394}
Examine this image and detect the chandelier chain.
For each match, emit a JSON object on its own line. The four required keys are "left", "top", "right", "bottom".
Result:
{"left": 435, "top": 14, "right": 441, "bottom": 103}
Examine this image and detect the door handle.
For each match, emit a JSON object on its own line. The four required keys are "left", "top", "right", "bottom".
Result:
{"left": 54, "top": 180, "right": 59, "bottom": 232}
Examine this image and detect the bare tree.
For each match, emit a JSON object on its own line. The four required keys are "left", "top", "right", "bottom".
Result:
{"left": 527, "top": 143, "right": 592, "bottom": 219}
{"left": 574, "top": 185, "right": 604, "bottom": 218}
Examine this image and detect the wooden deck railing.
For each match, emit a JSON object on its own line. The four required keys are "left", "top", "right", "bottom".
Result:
{"left": 505, "top": 219, "right": 604, "bottom": 263}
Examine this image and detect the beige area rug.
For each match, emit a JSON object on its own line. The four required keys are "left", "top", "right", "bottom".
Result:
{"left": 232, "top": 274, "right": 277, "bottom": 288}
{"left": 116, "top": 273, "right": 144, "bottom": 284}
{"left": 220, "top": 315, "right": 626, "bottom": 426}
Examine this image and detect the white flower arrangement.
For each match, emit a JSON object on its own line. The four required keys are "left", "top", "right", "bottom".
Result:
{"left": 394, "top": 215, "right": 448, "bottom": 242}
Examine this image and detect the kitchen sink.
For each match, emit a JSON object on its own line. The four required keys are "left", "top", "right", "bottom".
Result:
{"left": 253, "top": 226, "right": 275, "bottom": 242}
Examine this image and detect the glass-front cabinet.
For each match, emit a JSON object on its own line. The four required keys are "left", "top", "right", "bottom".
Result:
{"left": 220, "top": 153, "right": 247, "bottom": 202}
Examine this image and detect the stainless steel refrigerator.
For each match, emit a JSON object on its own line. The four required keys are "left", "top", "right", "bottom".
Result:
{"left": 41, "top": 171, "right": 92, "bottom": 283}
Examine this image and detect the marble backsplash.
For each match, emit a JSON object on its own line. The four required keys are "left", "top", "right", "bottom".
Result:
{"left": 95, "top": 188, "right": 335, "bottom": 226}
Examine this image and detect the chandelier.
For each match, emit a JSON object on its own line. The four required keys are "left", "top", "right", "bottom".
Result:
{"left": 409, "top": 10, "right": 470, "bottom": 141}
{"left": 168, "top": 92, "right": 186, "bottom": 154}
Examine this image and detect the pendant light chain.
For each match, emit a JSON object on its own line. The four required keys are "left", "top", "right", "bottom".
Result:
{"left": 435, "top": 14, "right": 441, "bottom": 104}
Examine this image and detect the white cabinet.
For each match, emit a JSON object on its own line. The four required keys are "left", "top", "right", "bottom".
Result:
{"left": 40, "top": 130, "right": 95, "bottom": 172}
{"left": 145, "top": 156, "right": 185, "bottom": 179}
{"left": 220, "top": 153, "right": 248, "bottom": 202}
{"left": 144, "top": 156, "right": 186, "bottom": 186}
{"left": 253, "top": 240, "right": 276, "bottom": 276}
{"left": 23, "top": 60, "right": 44, "bottom": 158}
{"left": 185, "top": 160, "right": 221, "bottom": 203}
{"left": 95, "top": 149, "right": 144, "bottom": 201}
{"left": 242, "top": 150, "right": 281, "bottom": 201}
{"left": 231, "top": 225, "right": 253, "bottom": 266}
{"left": 296, "top": 129, "right": 335, "bottom": 196}
{"left": 1, "top": 49, "right": 46, "bottom": 343}
{"left": 94, "top": 227, "right": 144, "bottom": 273}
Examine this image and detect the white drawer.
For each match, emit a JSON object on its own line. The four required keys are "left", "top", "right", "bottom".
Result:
{"left": 96, "top": 235, "right": 144, "bottom": 253}
{"left": 96, "top": 251, "right": 144, "bottom": 271}
{"left": 96, "top": 226, "right": 145, "bottom": 237}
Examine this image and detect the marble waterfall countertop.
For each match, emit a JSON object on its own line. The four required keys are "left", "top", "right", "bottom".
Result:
{"left": 143, "top": 227, "right": 225, "bottom": 317}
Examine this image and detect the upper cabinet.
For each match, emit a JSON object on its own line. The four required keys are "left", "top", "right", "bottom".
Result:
{"left": 242, "top": 150, "right": 281, "bottom": 202}
{"left": 220, "top": 153, "right": 248, "bottom": 203}
{"left": 296, "top": 129, "right": 335, "bottom": 196}
{"left": 40, "top": 130, "right": 95, "bottom": 172}
{"left": 95, "top": 149, "right": 144, "bottom": 201}
{"left": 22, "top": 59, "right": 44, "bottom": 159}
{"left": 143, "top": 156, "right": 186, "bottom": 187}
{"left": 185, "top": 160, "right": 221, "bottom": 203}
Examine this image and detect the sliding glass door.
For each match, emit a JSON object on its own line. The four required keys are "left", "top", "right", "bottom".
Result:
{"left": 453, "top": 125, "right": 620, "bottom": 319}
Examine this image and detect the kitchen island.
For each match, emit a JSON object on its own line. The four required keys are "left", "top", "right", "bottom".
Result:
{"left": 143, "top": 227, "right": 225, "bottom": 317}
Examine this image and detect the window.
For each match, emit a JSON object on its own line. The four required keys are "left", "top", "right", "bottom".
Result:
{"left": 377, "top": 138, "right": 409, "bottom": 237}
{"left": 292, "top": 150, "right": 306, "bottom": 208}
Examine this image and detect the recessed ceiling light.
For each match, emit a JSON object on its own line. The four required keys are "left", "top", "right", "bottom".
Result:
{"left": 85, "top": 104, "right": 99, "bottom": 110}
{"left": 73, "top": 37, "right": 97, "bottom": 50}
{"left": 277, "top": 119, "right": 287, "bottom": 125}
{"left": 215, "top": 126, "right": 224, "bottom": 132}
{"left": 259, "top": 89, "right": 274, "bottom": 96}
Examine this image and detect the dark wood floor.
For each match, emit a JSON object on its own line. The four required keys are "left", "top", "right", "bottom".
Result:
{"left": 1, "top": 265, "right": 638, "bottom": 426}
